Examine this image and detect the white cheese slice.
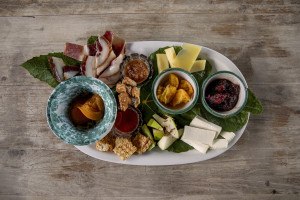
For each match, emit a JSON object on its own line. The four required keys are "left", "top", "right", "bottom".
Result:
{"left": 182, "top": 138, "right": 209, "bottom": 154}
{"left": 156, "top": 54, "right": 169, "bottom": 73}
{"left": 182, "top": 126, "right": 216, "bottom": 145}
{"left": 173, "top": 43, "right": 201, "bottom": 71}
{"left": 164, "top": 47, "right": 177, "bottom": 68}
{"left": 220, "top": 131, "right": 236, "bottom": 142}
{"left": 190, "top": 60, "right": 206, "bottom": 73}
{"left": 190, "top": 115, "right": 222, "bottom": 138}
{"left": 210, "top": 139, "right": 228, "bottom": 150}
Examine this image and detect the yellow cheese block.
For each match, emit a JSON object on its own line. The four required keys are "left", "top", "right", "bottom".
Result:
{"left": 156, "top": 54, "right": 169, "bottom": 73}
{"left": 190, "top": 60, "right": 206, "bottom": 73}
{"left": 173, "top": 43, "right": 202, "bottom": 71}
{"left": 164, "top": 47, "right": 177, "bottom": 68}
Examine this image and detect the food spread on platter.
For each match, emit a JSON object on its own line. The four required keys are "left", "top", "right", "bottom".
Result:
{"left": 21, "top": 30, "right": 263, "bottom": 161}
{"left": 205, "top": 79, "right": 240, "bottom": 112}
{"left": 69, "top": 93, "right": 105, "bottom": 129}
{"left": 157, "top": 73, "right": 194, "bottom": 108}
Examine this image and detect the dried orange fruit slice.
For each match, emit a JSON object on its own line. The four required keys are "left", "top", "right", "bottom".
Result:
{"left": 77, "top": 94, "right": 105, "bottom": 121}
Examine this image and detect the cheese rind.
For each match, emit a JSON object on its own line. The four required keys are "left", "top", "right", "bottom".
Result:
{"left": 182, "top": 138, "right": 209, "bottom": 154}
{"left": 220, "top": 131, "right": 236, "bottom": 142}
{"left": 173, "top": 43, "right": 201, "bottom": 71}
{"left": 182, "top": 126, "right": 216, "bottom": 145}
{"left": 164, "top": 47, "right": 177, "bottom": 68}
{"left": 190, "top": 60, "right": 206, "bottom": 73}
{"left": 190, "top": 115, "right": 222, "bottom": 138}
{"left": 210, "top": 139, "right": 228, "bottom": 150}
{"left": 156, "top": 54, "right": 169, "bottom": 73}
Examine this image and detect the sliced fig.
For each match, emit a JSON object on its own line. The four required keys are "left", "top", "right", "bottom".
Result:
{"left": 48, "top": 56, "right": 65, "bottom": 82}
{"left": 81, "top": 55, "right": 96, "bottom": 77}
{"left": 64, "top": 42, "right": 85, "bottom": 61}
{"left": 63, "top": 65, "right": 80, "bottom": 80}
{"left": 100, "top": 53, "right": 124, "bottom": 77}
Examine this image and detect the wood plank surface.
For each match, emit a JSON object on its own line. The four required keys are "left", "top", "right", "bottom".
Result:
{"left": 0, "top": 0, "right": 299, "bottom": 199}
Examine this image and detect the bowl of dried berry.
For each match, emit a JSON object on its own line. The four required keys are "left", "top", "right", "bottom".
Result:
{"left": 201, "top": 71, "right": 248, "bottom": 118}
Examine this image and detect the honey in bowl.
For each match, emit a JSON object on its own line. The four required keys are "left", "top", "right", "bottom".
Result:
{"left": 125, "top": 59, "right": 149, "bottom": 84}
{"left": 69, "top": 93, "right": 105, "bottom": 129}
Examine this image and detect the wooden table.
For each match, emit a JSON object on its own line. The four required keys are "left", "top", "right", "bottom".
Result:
{"left": 1, "top": 1, "right": 299, "bottom": 199}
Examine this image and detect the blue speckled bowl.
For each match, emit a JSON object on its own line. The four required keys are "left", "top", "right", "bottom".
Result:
{"left": 46, "top": 76, "right": 117, "bottom": 146}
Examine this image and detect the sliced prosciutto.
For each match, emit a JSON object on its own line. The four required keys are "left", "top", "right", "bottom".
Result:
{"left": 63, "top": 66, "right": 80, "bottom": 80}
{"left": 48, "top": 56, "right": 65, "bottom": 82}
{"left": 100, "top": 53, "right": 124, "bottom": 78}
{"left": 98, "top": 72, "right": 122, "bottom": 87}
{"left": 81, "top": 55, "right": 96, "bottom": 77}
{"left": 103, "top": 31, "right": 126, "bottom": 57}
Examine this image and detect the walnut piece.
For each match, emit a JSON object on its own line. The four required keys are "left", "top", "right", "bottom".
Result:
{"left": 118, "top": 92, "right": 132, "bottom": 111}
{"left": 116, "top": 83, "right": 126, "bottom": 93}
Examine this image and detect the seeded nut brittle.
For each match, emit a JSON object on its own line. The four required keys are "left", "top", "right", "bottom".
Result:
{"left": 113, "top": 137, "right": 137, "bottom": 161}
{"left": 132, "top": 132, "right": 152, "bottom": 154}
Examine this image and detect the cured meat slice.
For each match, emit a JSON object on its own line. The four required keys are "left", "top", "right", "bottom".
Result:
{"left": 103, "top": 31, "right": 126, "bottom": 57}
{"left": 81, "top": 55, "right": 96, "bottom": 77}
{"left": 48, "top": 56, "right": 65, "bottom": 82}
{"left": 98, "top": 72, "right": 122, "bottom": 86}
{"left": 64, "top": 42, "right": 88, "bottom": 61}
{"left": 96, "top": 50, "right": 116, "bottom": 76}
{"left": 95, "top": 36, "right": 112, "bottom": 67}
{"left": 63, "top": 65, "right": 80, "bottom": 80}
{"left": 100, "top": 53, "right": 124, "bottom": 78}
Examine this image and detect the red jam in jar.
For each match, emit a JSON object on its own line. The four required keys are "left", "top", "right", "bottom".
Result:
{"left": 205, "top": 79, "right": 240, "bottom": 112}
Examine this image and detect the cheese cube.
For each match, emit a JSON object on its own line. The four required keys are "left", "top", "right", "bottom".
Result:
{"left": 190, "top": 60, "right": 206, "bottom": 73}
{"left": 182, "top": 126, "right": 216, "bottom": 145}
{"left": 220, "top": 131, "right": 236, "bottom": 142}
{"left": 156, "top": 54, "right": 169, "bottom": 73}
{"left": 190, "top": 115, "right": 222, "bottom": 138}
{"left": 181, "top": 138, "right": 209, "bottom": 154}
{"left": 173, "top": 43, "right": 201, "bottom": 71}
{"left": 210, "top": 139, "right": 228, "bottom": 150}
{"left": 164, "top": 47, "right": 177, "bottom": 68}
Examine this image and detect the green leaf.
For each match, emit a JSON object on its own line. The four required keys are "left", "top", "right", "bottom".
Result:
{"left": 243, "top": 88, "right": 263, "bottom": 114}
{"left": 166, "top": 139, "right": 194, "bottom": 153}
{"left": 21, "top": 55, "right": 59, "bottom": 88}
{"left": 87, "top": 36, "right": 98, "bottom": 45}
{"left": 21, "top": 52, "right": 81, "bottom": 88}
{"left": 200, "top": 104, "right": 249, "bottom": 132}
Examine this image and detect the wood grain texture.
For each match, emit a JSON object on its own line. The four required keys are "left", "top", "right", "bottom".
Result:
{"left": 0, "top": 0, "right": 299, "bottom": 199}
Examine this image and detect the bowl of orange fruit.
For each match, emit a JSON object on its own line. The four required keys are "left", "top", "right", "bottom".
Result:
{"left": 46, "top": 76, "right": 117, "bottom": 145}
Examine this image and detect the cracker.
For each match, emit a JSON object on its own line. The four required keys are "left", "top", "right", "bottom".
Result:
{"left": 96, "top": 134, "right": 115, "bottom": 152}
{"left": 113, "top": 137, "right": 137, "bottom": 161}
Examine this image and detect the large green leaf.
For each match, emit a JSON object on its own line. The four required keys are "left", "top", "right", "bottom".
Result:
{"left": 21, "top": 52, "right": 81, "bottom": 88}
{"left": 244, "top": 88, "right": 263, "bottom": 114}
{"left": 200, "top": 104, "right": 249, "bottom": 132}
{"left": 166, "top": 139, "right": 194, "bottom": 153}
{"left": 87, "top": 35, "right": 98, "bottom": 45}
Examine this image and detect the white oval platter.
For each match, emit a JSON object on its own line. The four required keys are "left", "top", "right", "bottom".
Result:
{"left": 75, "top": 41, "right": 249, "bottom": 166}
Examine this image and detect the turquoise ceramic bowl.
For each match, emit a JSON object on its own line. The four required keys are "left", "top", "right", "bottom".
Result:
{"left": 46, "top": 76, "right": 117, "bottom": 145}
{"left": 152, "top": 68, "right": 199, "bottom": 115}
{"left": 201, "top": 71, "right": 248, "bottom": 118}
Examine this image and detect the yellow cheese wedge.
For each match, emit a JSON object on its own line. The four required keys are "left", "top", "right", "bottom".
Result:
{"left": 164, "top": 47, "right": 177, "bottom": 68}
{"left": 173, "top": 43, "right": 201, "bottom": 71}
{"left": 156, "top": 54, "right": 169, "bottom": 73}
{"left": 190, "top": 60, "right": 206, "bottom": 73}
